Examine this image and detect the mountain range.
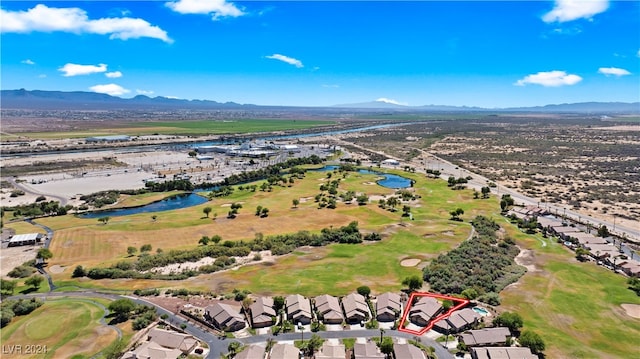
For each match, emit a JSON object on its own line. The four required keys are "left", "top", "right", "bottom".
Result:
{"left": 1, "top": 89, "right": 638, "bottom": 113}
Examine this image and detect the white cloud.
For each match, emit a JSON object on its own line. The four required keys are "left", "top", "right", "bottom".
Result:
{"left": 136, "top": 89, "right": 155, "bottom": 95}
{"left": 21, "top": 59, "right": 35, "bottom": 65}
{"left": 265, "top": 54, "right": 303, "bottom": 68}
{"left": 598, "top": 67, "right": 631, "bottom": 76}
{"left": 542, "top": 0, "right": 609, "bottom": 23}
{"left": 515, "top": 70, "right": 582, "bottom": 87}
{"left": 89, "top": 83, "right": 130, "bottom": 96}
{"left": 637, "top": 49, "right": 640, "bottom": 58}
{"left": 38, "top": 74, "right": 47, "bottom": 78}
{"left": 166, "top": 0, "right": 244, "bottom": 20}
{"left": 0, "top": 4, "right": 172, "bottom": 43}
{"left": 105, "top": 71, "right": 123, "bottom": 78}
{"left": 59, "top": 63, "right": 107, "bottom": 77}
{"left": 322, "top": 84, "right": 340, "bottom": 88}
{"left": 376, "top": 98, "right": 408, "bottom": 106}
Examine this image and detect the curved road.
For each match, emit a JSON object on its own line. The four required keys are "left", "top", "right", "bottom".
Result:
{"left": 7, "top": 291, "right": 453, "bottom": 359}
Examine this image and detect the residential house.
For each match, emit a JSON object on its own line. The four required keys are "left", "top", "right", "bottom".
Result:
{"left": 585, "top": 243, "right": 619, "bottom": 261}
{"left": 235, "top": 345, "right": 266, "bottom": 359}
{"left": 393, "top": 343, "right": 426, "bottom": 359}
{"left": 459, "top": 327, "right": 511, "bottom": 347}
{"left": 619, "top": 259, "right": 640, "bottom": 277}
{"left": 286, "top": 294, "right": 312, "bottom": 325}
{"left": 314, "top": 294, "right": 344, "bottom": 324}
{"left": 375, "top": 292, "right": 402, "bottom": 322}
{"left": 204, "top": 302, "right": 246, "bottom": 332}
{"left": 269, "top": 343, "right": 299, "bottom": 359}
{"left": 433, "top": 308, "right": 480, "bottom": 334}
{"left": 550, "top": 225, "right": 581, "bottom": 241}
{"left": 409, "top": 296, "right": 442, "bottom": 327}
{"left": 342, "top": 293, "right": 370, "bottom": 324}
{"left": 571, "top": 232, "right": 608, "bottom": 247}
{"left": 353, "top": 342, "right": 385, "bottom": 359}
{"left": 122, "top": 328, "right": 198, "bottom": 359}
{"left": 250, "top": 297, "right": 276, "bottom": 328}
{"left": 315, "top": 342, "right": 346, "bottom": 359}
{"left": 470, "top": 347, "right": 537, "bottom": 359}
{"left": 536, "top": 216, "right": 560, "bottom": 231}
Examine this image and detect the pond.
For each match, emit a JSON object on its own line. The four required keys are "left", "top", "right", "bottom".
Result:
{"left": 78, "top": 193, "right": 208, "bottom": 218}
{"left": 311, "top": 165, "right": 412, "bottom": 189}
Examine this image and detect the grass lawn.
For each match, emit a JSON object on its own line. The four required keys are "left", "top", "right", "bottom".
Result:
{"left": 500, "top": 227, "right": 640, "bottom": 359}
{"left": 1, "top": 298, "right": 119, "bottom": 359}
{"left": 15, "top": 119, "right": 335, "bottom": 139}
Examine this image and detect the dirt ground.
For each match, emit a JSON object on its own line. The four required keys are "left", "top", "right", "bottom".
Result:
{"left": 0, "top": 245, "right": 40, "bottom": 278}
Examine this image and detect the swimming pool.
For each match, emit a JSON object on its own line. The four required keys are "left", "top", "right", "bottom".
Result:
{"left": 472, "top": 307, "right": 489, "bottom": 316}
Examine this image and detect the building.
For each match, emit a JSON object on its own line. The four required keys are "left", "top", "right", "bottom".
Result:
{"left": 381, "top": 159, "right": 400, "bottom": 166}
{"left": 286, "top": 294, "right": 313, "bottom": 325}
{"left": 8, "top": 233, "right": 43, "bottom": 247}
{"left": 433, "top": 308, "right": 480, "bottom": 333}
{"left": 250, "top": 297, "right": 276, "bottom": 328}
{"left": 235, "top": 344, "right": 266, "bottom": 359}
{"left": 85, "top": 135, "right": 130, "bottom": 142}
{"left": 122, "top": 328, "right": 198, "bottom": 359}
{"left": 376, "top": 292, "right": 402, "bottom": 322}
{"left": 204, "top": 302, "right": 246, "bottom": 332}
{"left": 470, "top": 347, "right": 538, "bottom": 359}
{"left": 353, "top": 342, "right": 385, "bottom": 359}
{"left": 409, "top": 296, "right": 442, "bottom": 327}
{"left": 393, "top": 343, "right": 426, "bottom": 359}
{"left": 269, "top": 343, "right": 299, "bottom": 359}
{"left": 315, "top": 342, "right": 346, "bottom": 359}
{"left": 459, "top": 327, "right": 511, "bottom": 347}
{"left": 342, "top": 293, "right": 370, "bottom": 324}
{"left": 314, "top": 294, "right": 344, "bottom": 324}
{"left": 619, "top": 259, "right": 640, "bottom": 277}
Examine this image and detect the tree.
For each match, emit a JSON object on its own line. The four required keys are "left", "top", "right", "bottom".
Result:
{"left": 597, "top": 225, "right": 609, "bottom": 238}
{"left": 151, "top": 215, "right": 157, "bottom": 222}
{"left": 108, "top": 298, "right": 136, "bottom": 320}
{"left": 199, "top": 236, "right": 210, "bottom": 245}
{"left": 292, "top": 198, "right": 300, "bottom": 208}
{"left": 140, "top": 244, "right": 152, "bottom": 253}
{"left": 203, "top": 206, "right": 212, "bottom": 218}
{"left": 127, "top": 246, "right": 138, "bottom": 256}
{"left": 575, "top": 247, "right": 589, "bottom": 261}
{"left": 255, "top": 205, "right": 263, "bottom": 216}
{"left": 461, "top": 288, "right": 479, "bottom": 300}
{"left": 357, "top": 286, "right": 371, "bottom": 298}
{"left": 481, "top": 186, "right": 491, "bottom": 198}
{"left": 36, "top": 248, "right": 53, "bottom": 263}
{"left": 211, "top": 235, "right": 222, "bottom": 244}
{"left": 493, "top": 312, "right": 523, "bottom": 333}
{"left": 273, "top": 296, "right": 286, "bottom": 313}
{"left": 98, "top": 216, "right": 110, "bottom": 225}
{"left": 402, "top": 275, "right": 423, "bottom": 292}
{"left": 25, "top": 275, "right": 44, "bottom": 290}
{"left": 306, "top": 334, "right": 324, "bottom": 355}
{"left": 379, "top": 336, "right": 394, "bottom": 358}
{"left": 0, "top": 279, "right": 16, "bottom": 295}
{"left": 449, "top": 208, "right": 464, "bottom": 221}
{"left": 72, "top": 265, "right": 86, "bottom": 278}
{"left": 519, "top": 329, "right": 545, "bottom": 354}
{"left": 402, "top": 205, "right": 411, "bottom": 217}
{"left": 500, "top": 199, "right": 508, "bottom": 212}
{"left": 260, "top": 207, "right": 269, "bottom": 217}
{"left": 356, "top": 194, "right": 369, "bottom": 205}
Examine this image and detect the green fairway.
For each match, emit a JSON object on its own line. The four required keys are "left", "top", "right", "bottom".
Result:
{"left": 1, "top": 298, "right": 119, "bottom": 359}
{"left": 500, "top": 228, "right": 640, "bottom": 359}
{"left": 15, "top": 119, "right": 336, "bottom": 139}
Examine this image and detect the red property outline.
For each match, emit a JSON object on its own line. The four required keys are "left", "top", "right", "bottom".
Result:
{"left": 398, "top": 292, "right": 470, "bottom": 335}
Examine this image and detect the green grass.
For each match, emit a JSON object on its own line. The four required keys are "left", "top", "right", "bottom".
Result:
{"left": 15, "top": 119, "right": 336, "bottom": 139}
{"left": 500, "top": 228, "right": 640, "bottom": 359}
{"left": 1, "top": 298, "right": 120, "bottom": 359}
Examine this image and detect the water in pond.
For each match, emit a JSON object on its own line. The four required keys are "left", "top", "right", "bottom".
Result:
{"left": 311, "top": 165, "right": 412, "bottom": 189}
{"left": 79, "top": 193, "right": 207, "bottom": 218}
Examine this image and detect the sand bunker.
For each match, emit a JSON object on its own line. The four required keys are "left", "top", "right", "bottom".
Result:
{"left": 621, "top": 304, "right": 640, "bottom": 319}
{"left": 401, "top": 258, "right": 421, "bottom": 267}
{"left": 49, "top": 265, "right": 65, "bottom": 274}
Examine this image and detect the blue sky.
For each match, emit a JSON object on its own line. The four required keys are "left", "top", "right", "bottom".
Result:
{"left": 1, "top": 1, "right": 639, "bottom": 107}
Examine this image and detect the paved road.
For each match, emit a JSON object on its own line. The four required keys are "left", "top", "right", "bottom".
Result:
{"left": 8, "top": 291, "right": 454, "bottom": 359}
{"left": 25, "top": 219, "right": 57, "bottom": 291}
